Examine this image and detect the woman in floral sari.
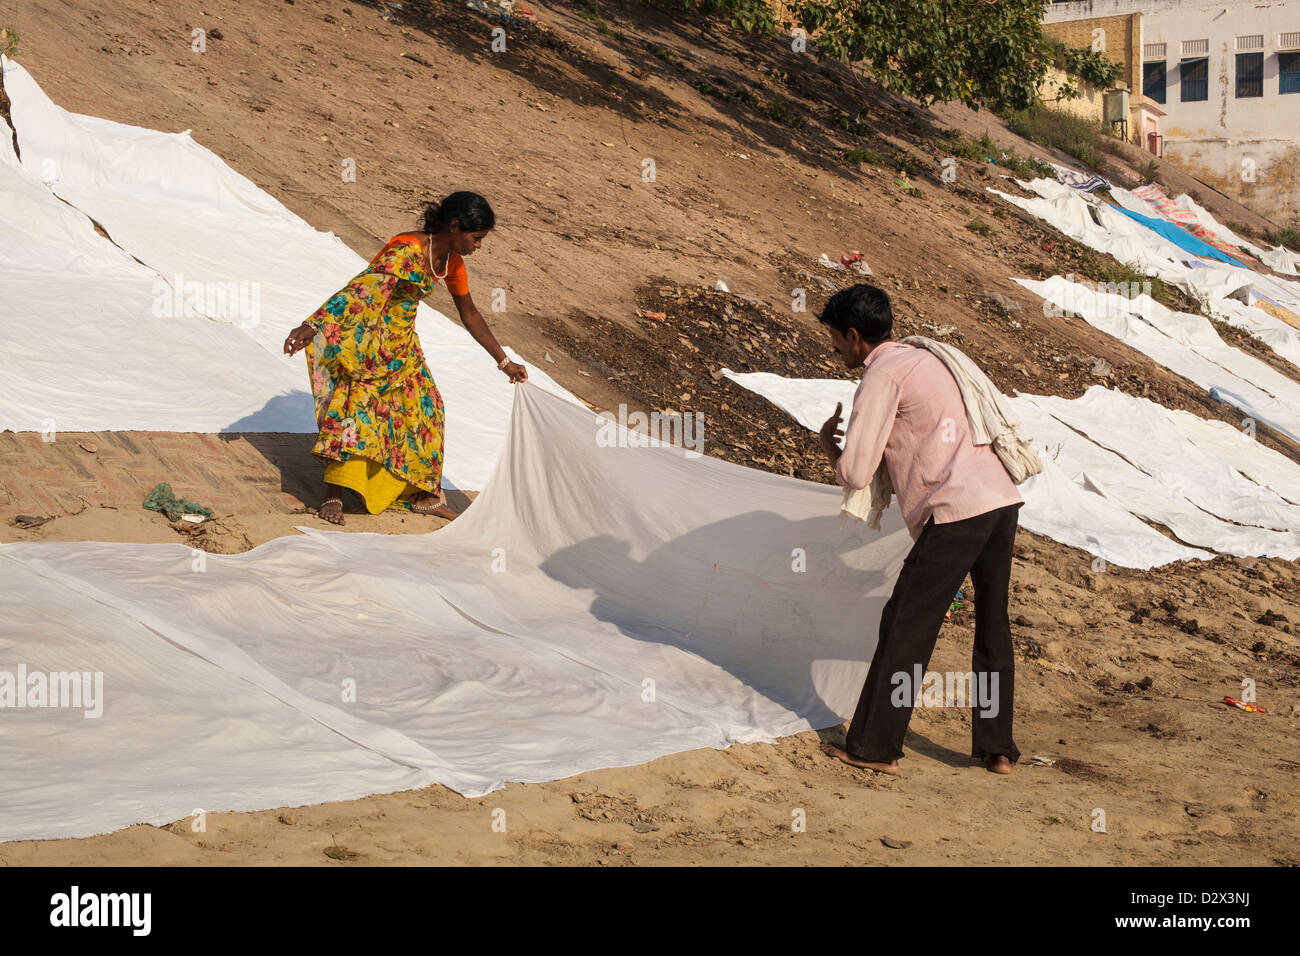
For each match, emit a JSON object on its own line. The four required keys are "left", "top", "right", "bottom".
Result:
{"left": 283, "top": 191, "right": 527, "bottom": 525}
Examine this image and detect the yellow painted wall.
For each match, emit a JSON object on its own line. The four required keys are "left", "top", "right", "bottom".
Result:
{"left": 1041, "top": 65, "right": 1107, "bottom": 120}
{"left": 1042, "top": 14, "right": 1141, "bottom": 96}
{"left": 1041, "top": 14, "right": 1143, "bottom": 142}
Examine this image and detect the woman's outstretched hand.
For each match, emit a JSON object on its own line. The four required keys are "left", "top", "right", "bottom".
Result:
{"left": 283, "top": 322, "right": 316, "bottom": 357}
{"left": 502, "top": 360, "right": 528, "bottom": 383}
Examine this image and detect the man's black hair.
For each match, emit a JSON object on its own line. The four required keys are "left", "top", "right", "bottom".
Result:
{"left": 817, "top": 283, "right": 893, "bottom": 343}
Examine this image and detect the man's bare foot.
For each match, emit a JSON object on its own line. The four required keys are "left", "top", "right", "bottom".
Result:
{"left": 319, "top": 496, "right": 344, "bottom": 526}
{"left": 820, "top": 739, "right": 900, "bottom": 774}
{"left": 984, "top": 754, "right": 1014, "bottom": 774}
{"left": 409, "top": 493, "right": 458, "bottom": 521}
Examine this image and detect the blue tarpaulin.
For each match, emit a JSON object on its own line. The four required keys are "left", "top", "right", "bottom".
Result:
{"left": 1111, "top": 204, "right": 1246, "bottom": 267}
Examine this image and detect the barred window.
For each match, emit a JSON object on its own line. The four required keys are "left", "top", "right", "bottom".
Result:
{"left": 1282, "top": 51, "right": 1300, "bottom": 94}
{"left": 1180, "top": 57, "right": 1209, "bottom": 101}
{"left": 1143, "top": 61, "right": 1167, "bottom": 103}
{"left": 1236, "top": 52, "right": 1263, "bottom": 97}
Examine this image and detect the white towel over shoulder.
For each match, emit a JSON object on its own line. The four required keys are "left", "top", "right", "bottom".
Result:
{"left": 843, "top": 336, "right": 1042, "bottom": 528}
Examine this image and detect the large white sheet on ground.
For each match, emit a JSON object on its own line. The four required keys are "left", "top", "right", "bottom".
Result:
{"left": 1014, "top": 392, "right": 1300, "bottom": 559}
{"left": 1024, "top": 389, "right": 1300, "bottom": 533}
{"left": 988, "top": 178, "right": 1300, "bottom": 368}
{"left": 1015, "top": 276, "right": 1300, "bottom": 445}
{"left": 722, "top": 369, "right": 1300, "bottom": 565}
{"left": 0, "top": 112, "right": 316, "bottom": 433}
{"left": 0, "top": 57, "right": 577, "bottom": 490}
{"left": 0, "top": 384, "right": 911, "bottom": 842}
{"left": 1165, "top": 407, "right": 1300, "bottom": 505}
{"left": 1166, "top": 191, "right": 1299, "bottom": 277}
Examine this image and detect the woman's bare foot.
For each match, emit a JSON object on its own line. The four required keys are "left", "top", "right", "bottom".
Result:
{"left": 409, "top": 493, "right": 458, "bottom": 521}
{"left": 984, "top": 754, "right": 1014, "bottom": 774}
{"left": 820, "top": 739, "right": 900, "bottom": 774}
{"left": 319, "top": 495, "right": 344, "bottom": 526}
{"left": 410, "top": 494, "right": 462, "bottom": 522}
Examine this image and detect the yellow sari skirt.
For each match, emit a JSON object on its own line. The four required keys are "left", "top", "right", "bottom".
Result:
{"left": 324, "top": 458, "right": 419, "bottom": 515}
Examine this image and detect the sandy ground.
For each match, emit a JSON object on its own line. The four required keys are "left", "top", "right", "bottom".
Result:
{"left": 2, "top": 0, "right": 1298, "bottom": 865}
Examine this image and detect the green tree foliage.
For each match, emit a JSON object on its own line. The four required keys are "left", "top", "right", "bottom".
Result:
{"left": 688, "top": 0, "right": 779, "bottom": 34}
{"left": 1057, "top": 43, "right": 1123, "bottom": 88}
{"left": 686, "top": 0, "right": 1054, "bottom": 112}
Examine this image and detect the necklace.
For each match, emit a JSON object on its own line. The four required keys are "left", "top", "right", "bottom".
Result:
{"left": 426, "top": 234, "right": 450, "bottom": 280}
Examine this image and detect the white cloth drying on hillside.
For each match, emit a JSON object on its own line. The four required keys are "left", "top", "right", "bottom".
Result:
{"left": 988, "top": 177, "right": 1300, "bottom": 369}
{"left": 0, "top": 111, "right": 315, "bottom": 433}
{"left": 0, "top": 56, "right": 578, "bottom": 489}
{"left": 1014, "top": 391, "right": 1300, "bottom": 559}
{"left": 0, "top": 384, "right": 915, "bottom": 842}
{"left": 1015, "top": 276, "right": 1300, "bottom": 445}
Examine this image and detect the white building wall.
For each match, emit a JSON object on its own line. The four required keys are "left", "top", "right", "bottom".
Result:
{"left": 1045, "top": 0, "right": 1300, "bottom": 224}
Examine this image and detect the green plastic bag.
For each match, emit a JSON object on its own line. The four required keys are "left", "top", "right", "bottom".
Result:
{"left": 142, "top": 482, "right": 214, "bottom": 522}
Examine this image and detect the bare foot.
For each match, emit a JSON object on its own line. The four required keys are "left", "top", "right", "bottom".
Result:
{"left": 319, "top": 496, "right": 344, "bottom": 526}
{"left": 409, "top": 493, "right": 458, "bottom": 521}
{"left": 984, "top": 754, "right": 1014, "bottom": 775}
{"left": 820, "top": 740, "right": 900, "bottom": 775}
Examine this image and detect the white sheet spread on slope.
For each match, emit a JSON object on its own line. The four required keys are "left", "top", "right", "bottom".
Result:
{"left": 1165, "top": 407, "right": 1300, "bottom": 506}
{"left": 1102, "top": 184, "right": 1300, "bottom": 323}
{"left": 1015, "top": 276, "right": 1300, "bottom": 445}
{"left": 1005, "top": 398, "right": 1244, "bottom": 556}
{"left": 988, "top": 177, "right": 1300, "bottom": 368}
{"left": 1024, "top": 388, "right": 1300, "bottom": 533}
{"left": 0, "top": 111, "right": 315, "bottom": 432}
{"left": 1, "top": 58, "right": 579, "bottom": 489}
{"left": 1014, "top": 392, "right": 1300, "bottom": 559}
{"left": 722, "top": 369, "right": 1300, "bottom": 563}
{"left": 1104, "top": 185, "right": 1165, "bottom": 221}
{"left": 0, "top": 384, "right": 912, "bottom": 842}
{"left": 1173, "top": 193, "right": 1299, "bottom": 277}
{"left": 1015, "top": 455, "right": 1209, "bottom": 567}
{"left": 0, "top": 555, "right": 441, "bottom": 842}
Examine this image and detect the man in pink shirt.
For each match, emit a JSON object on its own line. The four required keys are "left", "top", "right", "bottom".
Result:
{"left": 815, "top": 284, "right": 1023, "bottom": 775}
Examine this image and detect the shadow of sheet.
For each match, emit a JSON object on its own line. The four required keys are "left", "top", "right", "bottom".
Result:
{"left": 219, "top": 391, "right": 316, "bottom": 434}
{"left": 213, "top": 391, "right": 320, "bottom": 503}
{"left": 538, "top": 508, "right": 893, "bottom": 732}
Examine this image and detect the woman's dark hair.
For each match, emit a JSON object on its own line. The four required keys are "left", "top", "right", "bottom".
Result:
{"left": 818, "top": 283, "right": 893, "bottom": 343}
{"left": 422, "top": 191, "right": 495, "bottom": 234}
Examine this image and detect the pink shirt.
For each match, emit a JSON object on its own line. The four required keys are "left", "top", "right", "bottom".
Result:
{"left": 835, "top": 341, "right": 1023, "bottom": 539}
